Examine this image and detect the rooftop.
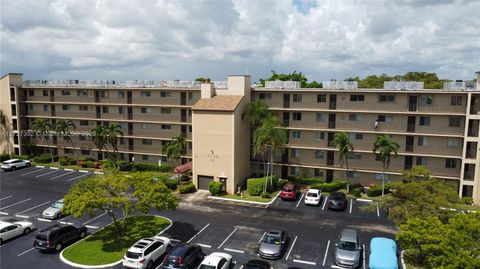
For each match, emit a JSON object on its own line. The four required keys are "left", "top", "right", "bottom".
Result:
{"left": 192, "top": 95, "right": 243, "bottom": 112}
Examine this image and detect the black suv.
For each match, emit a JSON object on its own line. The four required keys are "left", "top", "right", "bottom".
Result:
{"left": 33, "top": 224, "right": 87, "bottom": 251}
{"left": 161, "top": 244, "right": 203, "bottom": 269}
{"left": 328, "top": 191, "right": 348, "bottom": 211}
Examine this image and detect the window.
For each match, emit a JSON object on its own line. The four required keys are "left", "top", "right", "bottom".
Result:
{"left": 349, "top": 114, "right": 363, "bottom": 121}
{"left": 118, "top": 107, "right": 124, "bottom": 114}
{"left": 142, "top": 123, "right": 151, "bottom": 129}
{"left": 62, "top": 105, "right": 70, "bottom": 111}
{"left": 314, "top": 169, "right": 323, "bottom": 177}
{"left": 291, "top": 130, "right": 301, "bottom": 139}
{"left": 160, "top": 91, "right": 171, "bottom": 98}
{"left": 64, "top": 149, "right": 73, "bottom": 154}
{"left": 77, "top": 90, "right": 87, "bottom": 96}
{"left": 80, "top": 120, "right": 89, "bottom": 126}
{"left": 118, "top": 91, "right": 125, "bottom": 98}
{"left": 79, "top": 105, "right": 88, "bottom": 111}
{"left": 379, "top": 94, "right": 395, "bottom": 102}
{"left": 292, "top": 112, "right": 302, "bottom": 121}
{"left": 375, "top": 154, "right": 382, "bottom": 161}
{"left": 317, "top": 94, "right": 326, "bottom": 103}
{"left": 28, "top": 90, "right": 34, "bottom": 96}
{"left": 188, "top": 92, "right": 194, "bottom": 100}
{"left": 419, "top": 116, "right": 431, "bottom": 126}
{"left": 315, "top": 132, "right": 325, "bottom": 140}
{"left": 378, "top": 115, "right": 393, "bottom": 123}
{"left": 416, "top": 157, "right": 428, "bottom": 166}
{"left": 449, "top": 117, "right": 461, "bottom": 127}
{"left": 62, "top": 89, "right": 70, "bottom": 96}
{"left": 418, "top": 136, "right": 428, "bottom": 146}
{"left": 259, "top": 93, "right": 271, "bottom": 100}
{"left": 347, "top": 152, "right": 362, "bottom": 160}
{"left": 315, "top": 150, "right": 324, "bottom": 159}
{"left": 375, "top": 173, "right": 388, "bottom": 180}
{"left": 316, "top": 113, "right": 324, "bottom": 122}
{"left": 450, "top": 96, "right": 463, "bottom": 105}
{"left": 420, "top": 95, "right": 433, "bottom": 106}
{"left": 445, "top": 158, "right": 457, "bottom": 168}
{"left": 102, "top": 106, "right": 109, "bottom": 113}
{"left": 99, "top": 91, "right": 107, "bottom": 98}
{"left": 28, "top": 104, "right": 34, "bottom": 111}
{"left": 142, "top": 139, "right": 153, "bottom": 145}
{"left": 290, "top": 167, "right": 299, "bottom": 176}
{"left": 161, "top": 108, "right": 171, "bottom": 114}
{"left": 43, "top": 105, "right": 49, "bottom": 111}
{"left": 350, "top": 94, "right": 364, "bottom": 102}
{"left": 142, "top": 155, "right": 151, "bottom": 161}
{"left": 161, "top": 124, "right": 171, "bottom": 130}
{"left": 293, "top": 94, "right": 302, "bottom": 102}
{"left": 349, "top": 133, "right": 363, "bottom": 140}
{"left": 348, "top": 171, "right": 361, "bottom": 178}
{"left": 79, "top": 135, "right": 86, "bottom": 141}
{"left": 291, "top": 148, "right": 299, "bottom": 157}
{"left": 43, "top": 90, "right": 48, "bottom": 96}
{"left": 81, "top": 150, "right": 90, "bottom": 155}
{"left": 141, "top": 91, "right": 151, "bottom": 97}
{"left": 141, "top": 107, "right": 152, "bottom": 113}
{"left": 447, "top": 138, "right": 460, "bottom": 148}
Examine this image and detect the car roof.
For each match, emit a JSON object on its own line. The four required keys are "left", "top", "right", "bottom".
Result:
{"left": 0, "top": 221, "right": 15, "bottom": 229}
{"left": 169, "top": 244, "right": 190, "bottom": 256}
{"left": 307, "top": 189, "right": 320, "bottom": 193}
{"left": 3, "top": 159, "right": 20, "bottom": 163}
{"left": 331, "top": 191, "right": 346, "bottom": 198}
{"left": 340, "top": 229, "right": 358, "bottom": 242}
{"left": 202, "top": 255, "right": 223, "bottom": 265}
{"left": 128, "top": 238, "right": 156, "bottom": 253}
{"left": 38, "top": 223, "right": 70, "bottom": 233}
{"left": 267, "top": 229, "right": 283, "bottom": 236}
{"left": 284, "top": 183, "right": 295, "bottom": 188}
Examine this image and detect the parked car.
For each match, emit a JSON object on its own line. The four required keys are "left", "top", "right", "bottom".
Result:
{"left": 258, "top": 229, "right": 287, "bottom": 259}
{"left": 279, "top": 183, "right": 299, "bottom": 201}
{"left": 42, "top": 199, "right": 65, "bottom": 219}
{"left": 304, "top": 189, "right": 321, "bottom": 206}
{"left": 1, "top": 159, "right": 31, "bottom": 171}
{"left": 123, "top": 236, "right": 171, "bottom": 269}
{"left": 0, "top": 220, "right": 36, "bottom": 245}
{"left": 369, "top": 237, "right": 398, "bottom": 269}
{"left": 161, "top": 243, "right": 203, "bottom": 269}
{"left": 328, "top": 192, "right": 348, "bottom": 211}
{"left": 33, "top": 223, "right": 87, "bottom": 251}
{"left": 334, "top": 229, "right": 362, "bottom": 268}
{"left": 243, "top": 260, "right": 272, "bottom": 269}
{"left": 198, "top": 252, "right": 233, "bottom": 269}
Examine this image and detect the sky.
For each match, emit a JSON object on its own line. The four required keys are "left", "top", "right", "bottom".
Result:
{"left": 1, "top": 0, "right": 479, "bottom": 82}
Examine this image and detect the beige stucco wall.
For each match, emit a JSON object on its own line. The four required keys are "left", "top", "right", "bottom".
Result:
{"left": 0, "top": 74, "right": 22, "bottom": 155}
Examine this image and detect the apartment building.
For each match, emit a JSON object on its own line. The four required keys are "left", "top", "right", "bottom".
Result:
{"left": 1, "top": 72, "right": 479, "bottom": 204}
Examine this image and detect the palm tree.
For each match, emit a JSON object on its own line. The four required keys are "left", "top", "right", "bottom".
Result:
{"left": 0, "top": 109, "right": 12, "bottom": 155}
{"left": 104, "top": 123, "right": 124, "bottom": 166}
{"left": 332, "top": 132, "right": 354, "bottom": 192}
{"left": 249, "top": 100, "right": 272, "bottom": 176}
{"left": 91, "top": 125, "right": 108, "bottom": 160}
{"left": 253, "top": 116, "right": 287, "bottom": 191}
{"left": 55, "top": 119, "right": 78, "bottom": 161}
{"left": 373, "top": 134, "right": 400, "bottom": 196}
{"left": 162, "top": 135, "right": 187, "bottom": 166}
{"left": 31, "top": 119, "right": 55, "bottom": 163}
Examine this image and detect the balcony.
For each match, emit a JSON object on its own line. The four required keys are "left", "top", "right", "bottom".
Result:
{"left": 443, "top": 81, "right": 476, "bottom": 91}
{"left": 322, "top": 81, "right": 358, "bottom": 90}
{"left": 384, "top": 81, "right": 424, "bottom": 90}
{"left": 265, "top": 80, "right": 301, "bottom": 89}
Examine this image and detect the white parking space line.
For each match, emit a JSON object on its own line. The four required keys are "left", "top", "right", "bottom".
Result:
{"left": 59, "top": 221, "right": 75, "bottom": 225}
{"left": 296, "top": 193, "right": 305, "bottom": 208}
{"left": 0, "top": 195, "right": 13, "bottom": 201}
{"left": 322, "top": 196, "right": 328, "bottom": 210}
{"left": 0, "top": 212, "right": 9, "bottom": 215}
{"left": 17, "top": 247, "right": 35, "bottom": 256}
{"left": 20, "top": 169, "right": 45, "bottom": 176}
{"left": 15, "top": 215, "right": 29, "bottom": 219}
{"left": 186, "top": 223, "right": 210, "bottom": 243}
{"left": 0, "top": 198, "right": 32, "bottom": 210}
{"left": 322, "top": 240, "right": 331, "bottom": 266}
{"left": 285, "top": 235, "right": 298, "bottom": 260}
{"left": 83, "top": 212, "right": 107, "bottom": 225}
{"left": 197, "top": 243, "right": 211, "bottom": 248}
{"left": 15, "top": 201, "right": 51, "bottom": 215}
{"left": 37, "top": 218, "right": 52, "bottom": 222}
{"left": 51, "top": 171, "right": 76, "bottom": 179}
{"left": 376, "top": 204, "right": 380, "bottom": 217}
{"left": 293, "top": 259, "right": 316, "bottom": 266}
{"left": 67, "top": 173, "right": 89, "bottom": 182}
{"left": 86, "top": 225, "right": 99, "bottom": 229}
{"left": 35, "top": 166, "right": 45, "bottom": 168}
{"left": 64, "top": 168, "right": 74, "bottom": 171}
{"left": 258, "top": 232, "right": 266, "bottom": 243}
{"left": 224, "top": 248, "right": 244, "bottom": 254}
{"left": 349, "top": 199, "right": 353, "bottom": 214}
{"left": 35, "top": 169, "right": 62, "bottom": 178}
{"left": 79, "top": 170, "right": 89, "bottom": 173}
{"left": 217, "top": 227, "right": 238, "bottom": 249}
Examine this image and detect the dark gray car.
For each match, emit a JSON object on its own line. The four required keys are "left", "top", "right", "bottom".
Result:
{"left": 258, "top": 229, "right": 287, "bottom": 259}
{"left": 334, "top": 229, "right": 362, "bottom": 268}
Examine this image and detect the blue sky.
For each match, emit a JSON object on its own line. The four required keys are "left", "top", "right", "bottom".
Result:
{"left": 1, "top": 0, "right": 479, "bottom": 82}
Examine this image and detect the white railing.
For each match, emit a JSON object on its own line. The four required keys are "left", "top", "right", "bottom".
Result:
{"left": 23, "top": 80, "right": 202, "bottom": 88}
{"left": 443, "top": 81, "right": 477, "bottom": 91}
{"left": 212, "top": 81, "right": 228, "bottom": 89}
{"left": 384, "top": 81, "right": 424, "bottom": 90}
{"left": 322, "top": 81, "right": 358, "bottom": 90}
{"left": 265, "top": 80, "right": 301, "bottom": 89}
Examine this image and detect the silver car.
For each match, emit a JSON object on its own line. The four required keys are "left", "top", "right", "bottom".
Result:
{"left": 1, "top": 159, "right": 31, "bottom": 171}
{"left": 334, "top": 229, "right": 363, "bottom": 268}
{"left": 258, "top": 229, "right": 287, "bottom": 260}
{"left": 42, "top": 199, "right": 65, "bottom": 219}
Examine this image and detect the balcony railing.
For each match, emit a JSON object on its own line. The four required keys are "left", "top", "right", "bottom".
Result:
{"left": 384, "top": 81, "right": 424, "bottom": 90}
{"left": 265, "top": 80, "right": 301, "bottom": 89}
{"left": 322, "top": 81, "right": 358, "bottom": 90}
{"left": 443, "top": 81, "right": 476, "bottom": 91}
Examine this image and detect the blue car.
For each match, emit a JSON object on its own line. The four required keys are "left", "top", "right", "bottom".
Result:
{"left": 369, "top": 237, "right": 398, "bottom": 269}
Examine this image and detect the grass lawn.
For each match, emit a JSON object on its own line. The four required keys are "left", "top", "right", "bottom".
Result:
{"left": 33, "top": 162, "right": 97, "bottom": 171}
{"left": 62, "top": 215, "right": 170, "bottom": 265}
{"left": 219, "top": 191, "right": 280, "bottom": 203}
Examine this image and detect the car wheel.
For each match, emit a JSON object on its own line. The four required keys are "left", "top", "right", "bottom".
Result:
{"left": 55, "top": 243, "right": 62, "bottom": 251}
{"left": 23, "top": 228, "right": 31, "bottom": 235}
{"left": 146, "top": 260, "right": 153, "bottom": 269}
{"left": 0, "top": 239, "right": 3, "bottom": 245}
{"left": 80, "top": 231, "right": 86, "bottom": 238}
{"left": 11, "top": 166, "right": 16, "bottom": 171}
{"left": 26, "top": 163, "right": 31, "bottom": 167}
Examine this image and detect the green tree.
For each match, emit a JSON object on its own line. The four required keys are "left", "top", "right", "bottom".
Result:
{"left": 195, "top": 77, "right": 209, "bottom": 83}
{"left": 345, "top": 71, "right": 447, "bottom": 89}
{"left": 401, "top": 165, "right": 432, "bottom": 183}
{"left": 249, "top": 100, "right": 272, "bottom": 127}
{"left": 63, "top": 172, "right": 178, "bottom": 237}
{"left": 0, "top": 109, "right": 12, "bottom": 155}
{"left": 259, "top": 70, "right": 322, "bottom": 88}
{"left": 332, "top": 132, "right": 354, "bottom": 192}
{"left": 31, "top": 119, "right": 55, "bottom": 163}
{"left": 104, "top": 123, "right": 124, "bottom": 166}
{"left": 55, "top": 119, "right": 78, "bottom": 161}
{"left": 372, "top": 134, "right": 399, "bottom": 196}
{"left": 91, "top": 125, "right": 108, "bottom": 160}
{"left": 162, "top": 135, "right": 187, "bottom": 166}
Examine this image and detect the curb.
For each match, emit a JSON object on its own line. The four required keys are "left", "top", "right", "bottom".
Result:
{"left": 401, "top": 250, "right": 406, "bottom": 269}
{"left": 356, "top": 198, "right": 373, "bottom": 203}
{"left": 208, "top": 191, "right": 280, "bottom": 205}
{"left": 59, "top": 215, "right": 173, "bottom": 269}
{"left": 35, "top": 166, "right": 45, "bottom": 168}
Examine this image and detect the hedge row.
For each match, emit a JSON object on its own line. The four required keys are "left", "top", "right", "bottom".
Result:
{"left": 33, "top": 155, "right": 59, "bottom": 163}
{"left": 367, "top": 186, "right": 390, "bottom": 197}
{"left": 178, "top": 182, "right": 197, "bottom": 194}
{"left": 208, "top": 181, "right": 223, "bottom": 196}
{"left": 0, "top": 154, "right": 30, "bottom": 162}
{"left": 310, "top": 180, "right": 348, "bottom": 192}
{"left": 115, "top": 161, "right": 174, "bottom": 172}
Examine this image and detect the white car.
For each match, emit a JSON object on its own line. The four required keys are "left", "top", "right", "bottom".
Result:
{"left": 198, "top": 252, "right": 233, "bottom": 269}
{"left": 1, "top": 159, "right": 31, "bottom": 171}
{"left": 123, "top": 236, "right": 171, "bottom": 269}
{"left": 304, "top": 189, "right": 321, "bottom": 206}
{"left": 42, "top": 199, "right": 65, "bottom": 219}
{"left": 0, "top": 220, "right": 36, "bottom": 245}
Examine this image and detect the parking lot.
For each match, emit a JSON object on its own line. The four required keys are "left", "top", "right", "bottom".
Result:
{"left": 1, "top": 167, "right": 399, "bottom": 269}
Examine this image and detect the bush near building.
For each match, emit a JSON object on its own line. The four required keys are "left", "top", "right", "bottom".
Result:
{"left": 0, "top": 154, "right": 30, "bottom": 161}
{"left": 33, "top": 154, "right": 59, "bottom": 163}
{"left": 208, "top": 181, "right": 223, "bottom": 196}
{"left": 310, "top": 180, "right": 347, "bottom": 192}
{"left": 247, "top": 178, "right": 267, "bottom": 196}
{"left": 178, "top": 182, "right": 196, "bottom": 194}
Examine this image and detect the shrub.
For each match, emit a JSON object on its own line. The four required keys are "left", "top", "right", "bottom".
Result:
{"left": 159, "top": 164, "right": 174, "bottom": 173}
{"left": 367, "top": 186, "right": 388, "bottom": 197}
{"left": 59, "top": 156, "right": 71, "bottom": 166}
{"left": 159, "top": 177, "right": 177, "bottom": 190}
{"left": 208, "top": 181, "right": 223, "bottom": 196}
{"left": 69, "top": 158, "right": 78, "bottom": 165}
{"left": 311, "top": 180, "right": 347, "bottom": 192}
{"left": 351, "top": 188, "right": 362, "bottom": 197}
{"left": 462, "top": 197, "right": 474, "bottom": 205}
{"left": 350, "top": 182, "right": 363, "bottom": 190}
{"left": 0, "top": 154, "right": 10, "bottom": 162}
{"left": 33, "top": 155, "right": 57, "bottom": 163}
{"left": 261, "top": 191, "right": 271, "bottom": 198}
{"left": 117, "top": 161, "right": 133, "bottom": 171}
{"left": 302, "top": 177, "right": 325, "bottom": 185}
{"left": 178, "top": 182, "right": 197, "bottom": 194}
{"left": 85, "top": 161, "right": 95, "bottom": 168}
{"left": 247, "top": 178, "right": 265, "bottom": 196}
{"left": 11, "top": 154, "right": 30, "bottom": 160}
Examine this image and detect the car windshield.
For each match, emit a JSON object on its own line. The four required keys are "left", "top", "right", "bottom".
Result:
{"left": 199, "top": 265, "right": 216, "bottom": 269}
{"left": 36, "top": 234, "right": 48, "bottom": 241}
{"left": 282, "top": 188, "right": 293, "bottom": 192}
{"left": 126, "top": 251, "right": 142, "bottom": 259}
{"left": 307, "top": 192, "right": 318, "bottom": 197}
{"left": 51, "top": 202, "right": 64, "bottom": 209}
{"left": 263, "top": 234, "right": 281, "bottom": 244}
{"left": 338, "top": 241, "right": 356, "bottom": 251}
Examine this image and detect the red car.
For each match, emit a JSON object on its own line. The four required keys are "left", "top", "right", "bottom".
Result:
{"left": 279, "top": 183, "right": 299, "bottom": 201}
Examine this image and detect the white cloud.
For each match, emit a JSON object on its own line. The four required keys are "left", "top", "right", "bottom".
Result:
{"left": 0, "top": 0, "right": 479, "bottom": 81}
